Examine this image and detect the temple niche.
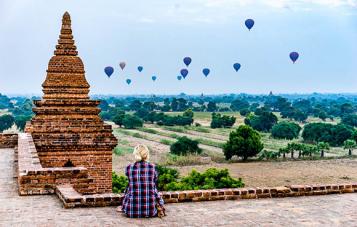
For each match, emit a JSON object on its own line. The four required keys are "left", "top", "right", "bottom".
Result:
{"left": 25, "top": 12, "right": 117, "bottom": 194}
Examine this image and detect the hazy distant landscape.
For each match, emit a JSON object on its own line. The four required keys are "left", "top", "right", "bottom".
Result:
{"left": 2, "top": 92, "right": 357, "bottom": 187}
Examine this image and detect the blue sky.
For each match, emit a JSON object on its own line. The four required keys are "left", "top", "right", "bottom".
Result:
{"left": 0, "top": 0, "right": 356, "bottom": 95}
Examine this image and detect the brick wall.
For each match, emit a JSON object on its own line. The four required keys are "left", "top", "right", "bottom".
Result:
{"left": 0, "top": 133, "right": 18, "bottom": 148}
{"left": 160, "top": 184, "right": 357, "bottom": 203}
{"left": 17, "top": 133, "right": 94, "bottom": 195}
{"left": 55, "top": 183, "right": 357, "bottom": 208}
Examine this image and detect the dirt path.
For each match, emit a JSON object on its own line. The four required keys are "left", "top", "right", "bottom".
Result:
{"left": 175, "top": 158, "right": 357, "bottom": 187}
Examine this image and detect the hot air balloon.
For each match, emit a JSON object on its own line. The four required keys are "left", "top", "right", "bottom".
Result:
{"left": 119, "top": 62, "right": 126, "bottom": 70}
{"left": 137, "top": 66, "right": 143, "bottom": 72}
{"left": 104, "top": 66, "right": 114, "bottom": 78}
{"left": 289, "top": 52, "right": 299, "bottom": 63}
{"left": 126, "top": 79, "right": 132, "bottom": 85}
{"left": 233, "top": 63, "right": 241, "bottom": 72}
{"left": 202, "top": 68, "right": 210, "bottom": 77}
{"left": 245, "top": 19, "right": 254, "bottom": 31}
{"left": 177, "top": 76, "right": 182, "bottom": 81}
{"left": 152, "top": 76, "right": 157, "bottom": 81}
{"left": 180, "top": 69, "right": 188, "bottom": 79}
{"left": 183, "top": 57, "right": 192, "bottom": 67}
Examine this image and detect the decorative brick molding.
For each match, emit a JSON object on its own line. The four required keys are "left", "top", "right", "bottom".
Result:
{"left": 0, "top": 133, "right": 18, "bottom": 148}
{"left": 55, "top": 182, "right": 357, "bottom": 208}
{"left": 17, "top": 133, "right": 93, "bottom": 195}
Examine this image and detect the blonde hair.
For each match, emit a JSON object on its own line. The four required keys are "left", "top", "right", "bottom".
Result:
{"left": 133, "top": 144, "right": 150, "bottom": 162}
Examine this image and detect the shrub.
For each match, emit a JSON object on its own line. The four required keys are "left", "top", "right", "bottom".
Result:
{"left": 122, "top": 114, "right": 143, "bottom": 129}
{"left": 210, "top": 113, "right": 236, "bottom": 129}
{"left": 170, "top": 136, "right": 202, "bottom": 156}
{"left": 156, "top": 165, "right": 180, "bottom": 191}
{"left": 223, "top": 125, "right": 264, "bottom": 160}
{"left": 113, "top": 165, "right": 244, "bottom": 192}
{"left": 165, "top": 168, "right": 244, "bottom": 191}
{"left": 112, "top": 172, "right": 129, "bottom": 193}
{"left": 271, "top": 121, "right": 301, "bottom": 140}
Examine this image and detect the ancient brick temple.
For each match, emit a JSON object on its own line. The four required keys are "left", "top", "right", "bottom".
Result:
{"left": 25, "top": 12, "right": 117, "bottom": 194}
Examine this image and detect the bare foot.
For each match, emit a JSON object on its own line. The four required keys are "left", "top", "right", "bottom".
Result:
{"left": 116, "top": 207, "right": 122, "bottom": 213}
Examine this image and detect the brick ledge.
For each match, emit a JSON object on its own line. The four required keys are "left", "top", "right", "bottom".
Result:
{"left": 56, "top": 183, "right": 357, "bottom": 208}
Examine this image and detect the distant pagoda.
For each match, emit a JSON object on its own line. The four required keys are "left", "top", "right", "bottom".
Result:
{"left": 25, "top": 12, "right": 117, "bottom": 194}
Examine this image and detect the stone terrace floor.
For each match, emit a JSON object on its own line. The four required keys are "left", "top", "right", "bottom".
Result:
{"left": 1, "top": 148, "right": 356, "bottom": 227}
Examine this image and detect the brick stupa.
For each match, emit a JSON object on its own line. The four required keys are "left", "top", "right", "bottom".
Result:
{"left": 25, "top": 12, "right": 118, "bottom": 194}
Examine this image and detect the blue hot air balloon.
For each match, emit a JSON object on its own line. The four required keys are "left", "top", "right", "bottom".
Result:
{"left": 137, "top": 66, "right": 143, "bottom": 72}
{"left": 289, "top": 52, "right": 299, "bottom": 63}
{"left": 152, "top": 75, "right": 157, "bottom": 81}
{"left": 233, "top": 63, "right": 241, "bottom": 72}
{"left": 177, "top": 76, "right": 182, "bottom": 81}
{"left": 126, "top": 79, "right": 132, "bottom": 85}
{"left": 180, "top": 69, "right": 188, "bottom": 79}
{"left": 183, "top": 57, "right": 192, "bottom": 67}
{"left": 245, "top": 19, "right": 255, "bottom": 31}
{"left": 104, "top": 66, "right": 114, "bottom": 78}
{"left": 202, "top": 68, "right": 210, "bottom": 77}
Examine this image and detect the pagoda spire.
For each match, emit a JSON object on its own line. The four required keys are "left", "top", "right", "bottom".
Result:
{"left": 54, "top": 12, "right": 78, "bottom": 56}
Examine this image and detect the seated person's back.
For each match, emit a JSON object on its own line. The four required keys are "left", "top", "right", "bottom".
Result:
{"left": 121, "top": 144, "right": 164, "bottom": 218}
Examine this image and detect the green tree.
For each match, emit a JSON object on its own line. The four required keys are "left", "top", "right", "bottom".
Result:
{"left": 122, "top": 114, "right": 143, "bottom": 129}
{"left": 129, "top": 100, "right": 142, "bottom": 111}
{"left": 170, "top": 136, "right": 202, "bottom": 156}
{"left": 271, "top": 121, "right": 301, "bottom": 140}
{"left": 244, "top": 112, "right": 278, "bottom": 132}
{"left": 239, "top": 108, "right": 250, "bottom": 117}
{"left": 230, "top": 99, "right": 250, "bottom": 111}
{"left": 134, "top": 108, "right": 149, "bottom": 119}
{"left": 14, "top": 115, "right": 32, "bottom": 131}
{"left": 0, "top": 114, "right": 14, "bottom": 132}
{"left": 99, "top": 99, "right": 109, "bottom": 111}
{"left": 341, "top": 114, "right": 357, "bottom": 127}
{"left": 343, "top": 139, "right": 357, "bottom": 156}
{"left": 143, "top": 101, "right": 156, "bottom": 111}
{"left": 112, "top": 111, "right": 125, "bottom": 127}
{"left": 207, "top": 101, "right": 217, "bottom": 112}
{"left": 317, "top": 142, "right": 330, "bottom": 158}
{"left": 302, "top": 123, "right": 354, "bottom": 146}
{"left": 223, "top": 125, "right": 264, "bottom": 161}
{"left": 286, "top": 143, "right": 305, "bottom": 158}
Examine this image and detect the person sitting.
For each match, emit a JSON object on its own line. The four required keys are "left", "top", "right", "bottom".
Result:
{"left": 121, "top": 144, "right": 165, "bottom": 218}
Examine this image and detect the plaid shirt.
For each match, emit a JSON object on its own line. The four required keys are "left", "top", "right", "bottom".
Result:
{"left": 122, "top": 161, "right": 164, "bottom": 218}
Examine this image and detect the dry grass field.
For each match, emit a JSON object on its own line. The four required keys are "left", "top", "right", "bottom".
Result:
{"left": 111, "top": 112, "right": 356, "bottom": 187}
